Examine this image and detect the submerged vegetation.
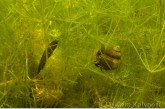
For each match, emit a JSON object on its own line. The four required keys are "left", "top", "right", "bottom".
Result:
{"left": 0, "top": 0, "right": 165, "bottom": 107}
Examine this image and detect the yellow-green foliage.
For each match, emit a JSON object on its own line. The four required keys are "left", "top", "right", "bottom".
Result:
{"left": 0, "top": 0, "right": 165, "bottom": 108}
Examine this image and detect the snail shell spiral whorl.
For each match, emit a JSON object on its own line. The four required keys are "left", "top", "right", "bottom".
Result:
{"left": 95, "top": 44, "right": 121, "bottom": 70}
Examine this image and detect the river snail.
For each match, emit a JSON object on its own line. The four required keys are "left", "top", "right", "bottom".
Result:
{"left": 95, "top": 44, "right": 121, "bottom": 70}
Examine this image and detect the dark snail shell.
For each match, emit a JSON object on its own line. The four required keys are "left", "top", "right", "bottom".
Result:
{"left": 95, "top": 44, "right": 121, "bottom": 70}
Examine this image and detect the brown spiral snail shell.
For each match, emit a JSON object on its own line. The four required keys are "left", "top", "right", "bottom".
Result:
{"left": 95, "top": 44, "right": 121, "bottom": 70}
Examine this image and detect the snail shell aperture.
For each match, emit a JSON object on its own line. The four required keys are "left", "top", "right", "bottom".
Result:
{"left": 95, "top": 44, "right": 121, "bottom": 70}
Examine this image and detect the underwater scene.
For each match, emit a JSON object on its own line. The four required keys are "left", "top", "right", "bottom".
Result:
{"left": 0, "top": 0, "right": 165, "bottom": 108}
